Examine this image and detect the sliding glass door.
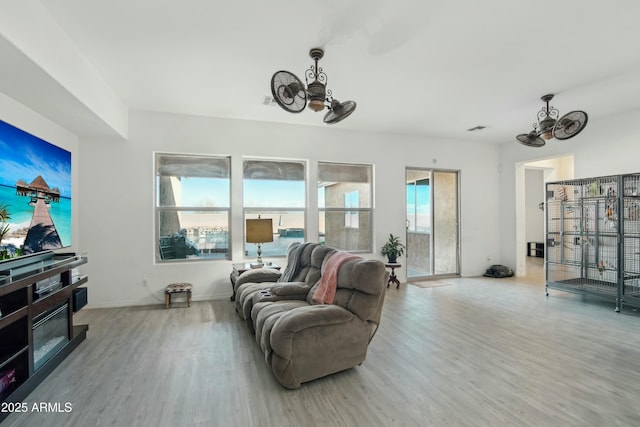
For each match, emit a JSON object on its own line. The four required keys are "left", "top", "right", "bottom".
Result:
{"left": 406, "top": 170, "right": 431, "bottom": 277}
{"left": 406, "top": 168, "right": 460, "bottom": 279}
{"left": 432, "top": 170, "right": 459, "bottom": 275}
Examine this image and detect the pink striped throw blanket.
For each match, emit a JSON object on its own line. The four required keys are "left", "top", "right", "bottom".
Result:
{"left": 312, "top": 252, "right": 361, "bottom": 304}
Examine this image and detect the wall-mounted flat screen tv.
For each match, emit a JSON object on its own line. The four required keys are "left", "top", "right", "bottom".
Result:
{"left": 0, "top": 119, "right": 71, "bottom": 258}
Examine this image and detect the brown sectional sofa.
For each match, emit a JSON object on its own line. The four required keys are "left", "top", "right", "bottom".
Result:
{"left": 233, "top": 242, "right": 388, "bottom": 389}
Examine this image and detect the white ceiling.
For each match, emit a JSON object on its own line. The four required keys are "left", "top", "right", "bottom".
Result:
{"left": 5, "top": 0, "right": 640, "bottom": 144}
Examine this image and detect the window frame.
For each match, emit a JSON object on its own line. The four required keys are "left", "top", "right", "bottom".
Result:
{"left": 154, "top": 153, "right": 231, "bottom": 263}
{"left": 242, "top": 158, "right": 307, "bottom": 258}
{"left": 318, "top": 161, "right": 373, "bottom": 253}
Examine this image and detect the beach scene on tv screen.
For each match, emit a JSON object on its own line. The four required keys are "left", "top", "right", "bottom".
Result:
{"left": 0, "top": 119, "right": 72, "bottom": 258}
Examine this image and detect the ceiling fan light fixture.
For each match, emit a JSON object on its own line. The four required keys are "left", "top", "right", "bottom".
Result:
{"left": 308, "top": 99, "right": 326, "bottom": 112}
{"left": 517, "top": 94, "right": 588, "bottom": 146}
{"left": 538, "top": 117, "right": 556, "bottom": 139}
{"left": 270, "top": 48, "right": 357, "bottom": 123}
{"left": 306, "top": 80, "right": 326, "bottom": 112}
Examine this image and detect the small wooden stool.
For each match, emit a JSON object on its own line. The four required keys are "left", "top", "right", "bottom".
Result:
{"left": 165, "top": 283, "right": 192, "bottom": 308}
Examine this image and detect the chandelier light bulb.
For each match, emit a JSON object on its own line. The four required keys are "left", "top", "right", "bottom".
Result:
{"left": 308, "top": 99, "right": 325, "bottom": 112}
{"left": 538, "top": 116, "right": 556, "bottom": 140}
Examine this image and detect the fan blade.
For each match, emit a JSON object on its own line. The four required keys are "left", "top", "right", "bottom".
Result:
{"left": 277, "top": 84, "right": 303, "bottom": 104}
{"left": 553, "top": 110, "right": 588, "bottom": 140}
{"left": 287, "top": 82, "right": 304, "bottom": 97}
{"left": 323, "top": 100, "right": 357, "bottom": 124}
{"left": 270, "top": 70, "right": 307, "bottom": 113}
{"left": 516, "top": 131, "right": 545, "bottom": 147}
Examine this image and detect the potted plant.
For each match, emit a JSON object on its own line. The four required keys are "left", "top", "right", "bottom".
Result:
{"left": 381, "top": 233, "right": 405, "bottom": 263}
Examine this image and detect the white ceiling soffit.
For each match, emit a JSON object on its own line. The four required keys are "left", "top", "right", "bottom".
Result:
{"left": 3, "top": 0, "right": 640, "bottom": 144}
{"left": 0, "top": 1, "right": 127, "bottom": 139}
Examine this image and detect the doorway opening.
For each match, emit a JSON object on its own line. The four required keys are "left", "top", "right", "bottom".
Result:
{"left": 515, "top": 155, "right": 574, "bottom": 277}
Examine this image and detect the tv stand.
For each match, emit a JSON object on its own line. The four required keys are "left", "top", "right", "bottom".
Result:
{"left": 0, "top": 251, "right": 88, "bottom": 421}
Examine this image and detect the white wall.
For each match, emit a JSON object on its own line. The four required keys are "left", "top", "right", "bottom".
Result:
{"left": 78, "top": 110, "right": 502, "bottom": 307}
{"left": 524, "top": 169, "right": 544, "bottom": 243}
{"left": 500, "top": 109, "right": 640, "bottom": 272}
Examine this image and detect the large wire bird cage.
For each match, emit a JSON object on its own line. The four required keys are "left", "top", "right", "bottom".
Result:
{"left": 545, "top": 173, "right": 640, "bottom": 312}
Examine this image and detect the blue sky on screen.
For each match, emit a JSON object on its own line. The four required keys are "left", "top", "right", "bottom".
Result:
{"left": 0, "top": 119, "right": 71, "bottom": 197}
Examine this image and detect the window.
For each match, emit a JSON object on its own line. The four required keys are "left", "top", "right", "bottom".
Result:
{"left": 243, "top": 159, "right": 306, "bottom": 258}
{"left": 406, "top": 177, "right": 431, "bottom": 233}
{"left": 318, "top": 162, "right": 372, "bottom": 252}
{"left": 344, "top": 191, "right": 359, "bottom": 228}
{"left": 155, "top": 153, "right": 230, "bottom": 262}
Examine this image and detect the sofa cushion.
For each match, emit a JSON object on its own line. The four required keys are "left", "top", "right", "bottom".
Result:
{"left": 252, "top": 300, "right": 309, "bottom": 361}
{"left": 236, "top": 281, "right": 275, "bottom": 321}
{"left": 235, "top": 268, "right": 282, "bottom": 288}
{"left": 270, "top": 282, "right": 311, "bottom": 297}
{"left": 311, "top": 252, "right": 362, "bottom": 304}
{"left": 235, "top": 243, "right": 335, "bottom": 328}
{"left": 286, "top": 243, "right": 335, "bottom": 286}
{"left": 332, "top": 259, "right": 387, "bottom": 322}
{"left": 268, "top": 304, "right": 370, "bottom": 389}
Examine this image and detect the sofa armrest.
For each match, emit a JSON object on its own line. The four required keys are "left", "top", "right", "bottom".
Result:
{"left": 270, "top": 305, "right": 354, "bottom": 357}
{"left": 251, "top": 282, "right": 311, "bottom": 306}
{"left": 235, "top": 268, "right": 282, "bottom": 287}
{"left": 270, "top": 282, "right": 311, "bottom": 298}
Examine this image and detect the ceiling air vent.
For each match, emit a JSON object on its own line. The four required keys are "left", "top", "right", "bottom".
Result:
{"left": 263, "top": 96, "right": 278, "bottom": 107}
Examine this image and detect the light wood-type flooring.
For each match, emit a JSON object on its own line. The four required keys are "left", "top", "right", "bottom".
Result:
{"left": 5, "top": 259, "right": 640, "bottom": 426}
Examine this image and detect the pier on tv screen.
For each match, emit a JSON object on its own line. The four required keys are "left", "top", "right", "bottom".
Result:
{"left": 0, "top": 119, "right": 72, "bottom": 258}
